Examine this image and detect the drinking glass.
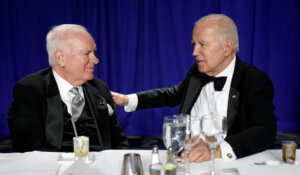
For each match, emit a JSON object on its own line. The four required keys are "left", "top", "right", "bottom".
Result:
{"left": 182, "top": 115, "right": 201, "bottom": 175}
{"left": 281, "top": 141, "right": 297, "bottom": 164}
{"left": 200, "top": 114, "right": 227, "bottom": 175}
{"left": 73, "top": 136, "right": 89, "bottom": 162}
{"left": 163, "top": 115, "right": 186, "bottom": 162}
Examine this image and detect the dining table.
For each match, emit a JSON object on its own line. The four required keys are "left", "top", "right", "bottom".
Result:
{"left": 0, "top": 149, "right": 299, "bottom": 175}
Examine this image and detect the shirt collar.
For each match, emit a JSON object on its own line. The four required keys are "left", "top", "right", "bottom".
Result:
{"left": 52, "top": 70, "right": 83, "bottom": 97}
{"left": 216, "top": 56, "right": 236, "bottom": 78}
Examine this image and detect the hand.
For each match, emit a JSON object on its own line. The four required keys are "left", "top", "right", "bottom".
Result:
{"left": 181, "top": 139, "right": 220, "bottom": 163}
{"left": 111, "top": 91, "right": 129, "bottom": 106}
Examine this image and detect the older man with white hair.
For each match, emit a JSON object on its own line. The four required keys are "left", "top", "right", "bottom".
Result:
{"left": 8, "top": 24, "right": 128, "bottom": 152}
{"left": 112, "top": 14, "right": 277, "bottom": 162}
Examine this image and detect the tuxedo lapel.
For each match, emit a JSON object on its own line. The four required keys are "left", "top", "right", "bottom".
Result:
{"left": 82, "top": 83, "right": 108, "bottom": 149}
{"left": 227, "top": 57, "right": 243, "bottom": 130}
{"left": 45, "top": 71, "right": 64, "bottom": 150}
{"left": 227, "top": 88, "right": 239, "bottom": 129}
{"left": 181, "top": 75, "right": 202, "bottom": 114}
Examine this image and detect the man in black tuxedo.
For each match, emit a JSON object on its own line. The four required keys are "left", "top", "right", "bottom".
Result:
{"left": 7, "top": 24, "right": 128, "bottom": 152}
{"left": 111, "top": 14, "right": 277, "bottom": 162}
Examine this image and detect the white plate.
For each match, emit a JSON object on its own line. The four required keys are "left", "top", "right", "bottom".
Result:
{"left": 57, "top": 153, "right": 94, "bottom": 164}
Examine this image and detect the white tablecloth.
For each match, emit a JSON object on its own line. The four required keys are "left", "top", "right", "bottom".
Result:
{"left": 0, "top": 149, "right": 299, "bottom": 175}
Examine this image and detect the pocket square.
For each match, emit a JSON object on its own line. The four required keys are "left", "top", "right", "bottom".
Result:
{"left": 107, "top": 103, "right": 114, "bottom": 116}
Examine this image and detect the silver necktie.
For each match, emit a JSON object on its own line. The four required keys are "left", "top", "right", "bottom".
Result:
{"left": 69, "top": 87, "right": 85, "bottom": 121}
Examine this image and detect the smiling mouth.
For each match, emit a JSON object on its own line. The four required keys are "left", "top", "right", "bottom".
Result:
{"left": 196, "top": 60, "right": 205, "bottom": 64}
{"left": 86, "top": 67, "right": 94, "bottom": 72}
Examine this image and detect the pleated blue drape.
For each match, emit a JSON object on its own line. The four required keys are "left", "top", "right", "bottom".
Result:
{"left": 1, "top": 0, "right": 299, "bottom": 137}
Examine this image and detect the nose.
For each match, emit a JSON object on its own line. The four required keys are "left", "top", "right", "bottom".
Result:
{"left": 193, "top": 44, "right": 200, "bottom": 57}
{"left": 90, "top": 52, "right": 99, "bottom": 64}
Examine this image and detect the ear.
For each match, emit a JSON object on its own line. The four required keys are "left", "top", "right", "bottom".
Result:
{"left": 54, "top": 49, "right": 66, "bottom": 67}
{"left": 224, "top": 39, "right": 233, "bottom": 56}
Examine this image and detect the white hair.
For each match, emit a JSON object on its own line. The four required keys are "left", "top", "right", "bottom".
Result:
{"left": 46, "top": 24, "right": 87, "bottom": 66}
{"left": 195, "top": 14, "right": 239, "bottom": 52}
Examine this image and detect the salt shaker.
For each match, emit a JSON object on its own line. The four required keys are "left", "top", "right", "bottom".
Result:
{"left": 149, "top": 145, "right": 162, "bottom": 175}
{"left": 151, "top": 145, "right": 160, "bottom": 164}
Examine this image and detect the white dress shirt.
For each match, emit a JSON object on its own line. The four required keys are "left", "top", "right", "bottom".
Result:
{"left": 52, "top": 70, "right": 84, "bottom": 116}
{"left": 125, "top": 57, "right": 237, "bottom": 160}
{"left": 190, "top": 57, "right": 237, "bottom": 160}
{"left": 53, "top": 70, "right": 114, "bottom": 117}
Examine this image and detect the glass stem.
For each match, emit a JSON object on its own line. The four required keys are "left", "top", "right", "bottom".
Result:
{"left": 210, "top": 148, "right": 216, "bottom": 175}
{"left": 185, "top": 150, "right": 190, "bottom": 175}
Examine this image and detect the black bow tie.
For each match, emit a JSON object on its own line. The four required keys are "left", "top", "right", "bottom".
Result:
{"left": 201, "top": 74, "right": 227, "bottom": 91}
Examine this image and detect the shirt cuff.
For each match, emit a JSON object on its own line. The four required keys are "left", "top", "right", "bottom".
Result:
{"left": 220, "top": 141, "right": 237, "bottom": 160}
{"left": 124, "top": 94, "right": 138, "bottom": 112}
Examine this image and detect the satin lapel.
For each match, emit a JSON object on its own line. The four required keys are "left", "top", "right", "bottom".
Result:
{"left": 227, "top": 87, "right": 239, "bottom": 129}
{"left": 180, "top": 75, "right": 202, "bottom": 114}
{"left": 45, "top": 71, "right": 64, "bottom": 150}
{"left": 227, "top": 57, "right": 243, "bottom": 130}
{"left": 82, "top": 83, "right": 105, "bottom": 149}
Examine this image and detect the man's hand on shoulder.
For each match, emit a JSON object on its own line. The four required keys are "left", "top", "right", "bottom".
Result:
{"left": 111, "top": 91, "right": 129, "bottom": 106}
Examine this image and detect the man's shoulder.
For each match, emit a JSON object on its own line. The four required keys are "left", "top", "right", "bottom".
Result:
{"left": 239, "top": 59, "right": 270, "bottom": 81}
{"left": 85, "top": 77, "right": 112, "bottom": 98}
{"left": 86, "top": 77, "right": 110, "bottom": 91}
{"left": 186, "top": 63, "right": 199, "bottom": 76}
{"left": 17, "top": 68, "right": 52, "bottom": 88}
{"left": 236, "top": 58, "right": 273, "bottom": 87}
{"left": 18, "top": 68, "right": 51, "bottom": 81}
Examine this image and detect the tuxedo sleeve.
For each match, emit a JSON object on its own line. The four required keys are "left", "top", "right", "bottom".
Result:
{"left": 134, "top": 64, "right": 197, "bottom": 110}
{"left": 136, "top": 79, "right": 189, "bottom": 110}
{"left": 7, "top": 83, "right": 45, "bottom": 152}
{"left": 226, "top": 70, "right": 277, "bottom": 158}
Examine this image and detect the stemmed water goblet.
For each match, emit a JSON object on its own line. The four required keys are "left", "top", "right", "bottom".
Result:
{"left": 182, "top": 115, "right": 201, "bottom": 175}
{"left": 200, "top": 114, "right": 227, "bottom": 175}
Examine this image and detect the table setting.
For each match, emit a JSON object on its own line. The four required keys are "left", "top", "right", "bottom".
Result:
{"left": 0, "top": 114, "right": 299, "bottom": 175}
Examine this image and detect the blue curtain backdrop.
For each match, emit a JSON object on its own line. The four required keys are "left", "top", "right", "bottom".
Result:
{"left": 1, "top": 0, "right": 300, "bottom": 137}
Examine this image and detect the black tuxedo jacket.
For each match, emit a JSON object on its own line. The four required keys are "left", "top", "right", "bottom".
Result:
{"left": 136, "top": 57, "right": 277, "bottom": 158}
{"left": 7, "top": 68, "right": 128, "bottom": 152}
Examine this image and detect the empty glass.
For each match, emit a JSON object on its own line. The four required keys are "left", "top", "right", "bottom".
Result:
{"left": 201, "top": 114, "right": 227, "bottom": 175}
{"left": 182, "top": 115, "right": 201, "bottom": 175}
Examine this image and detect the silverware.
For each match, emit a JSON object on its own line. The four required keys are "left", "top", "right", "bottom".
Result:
{"left": 254, "top": 162, "right": 266, "bottom": 165}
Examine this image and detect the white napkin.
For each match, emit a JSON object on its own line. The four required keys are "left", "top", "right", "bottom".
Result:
{"left": 62, "top": 159, "right": 99, "bottom": 175}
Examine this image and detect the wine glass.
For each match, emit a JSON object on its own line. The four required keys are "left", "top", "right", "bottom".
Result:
{"left": 182, "top": 115, "right": 201, "bottom": 175}
{"left": 200, "top": 114, "right": 227, "bottom": 175}
{"left": 163, "top": 115, "right": 186, "bottom": 162}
